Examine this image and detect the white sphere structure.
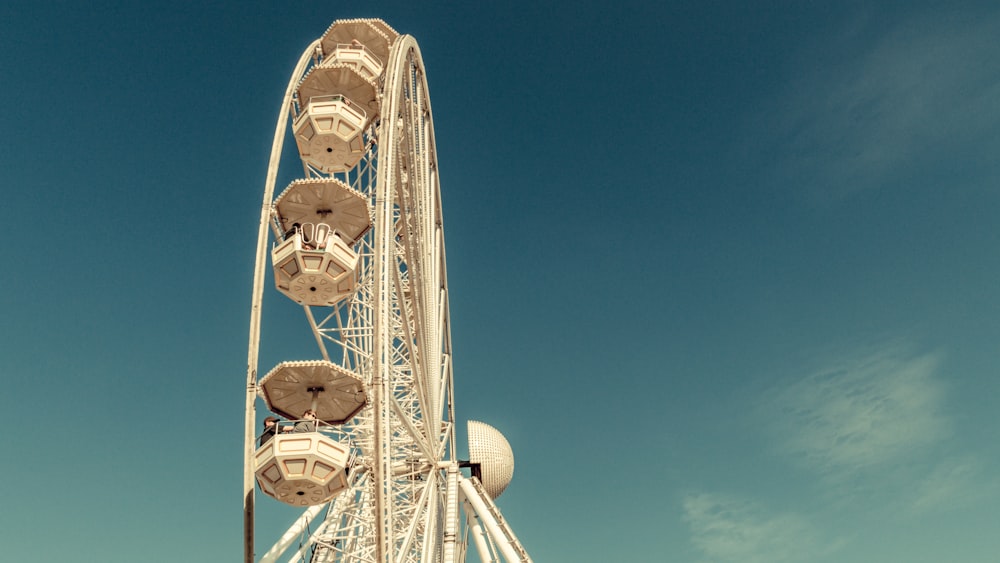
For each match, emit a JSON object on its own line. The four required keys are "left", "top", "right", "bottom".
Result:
{"left": 468, "top": 420, "right": 515, "bottom": 499}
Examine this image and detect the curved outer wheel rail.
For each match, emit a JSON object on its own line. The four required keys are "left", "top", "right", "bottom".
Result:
{"left": 243, "top": 19, "right": 532, "bottom": 563}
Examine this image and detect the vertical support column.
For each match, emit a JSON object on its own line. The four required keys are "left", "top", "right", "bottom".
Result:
{"left": 442, "top": 463, "right": 460, "bottom": 563}
{"left": 465, "top": 501, "right": 494, "bottom": 563}
{"left": 372, "top": 110, "right": 395, "bottom": 563}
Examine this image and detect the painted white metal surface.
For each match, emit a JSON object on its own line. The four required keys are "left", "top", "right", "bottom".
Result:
{"left": 258, "top": 506, "right": 325, "bottom": 563}
{"left": 459, "top": 478, "right": 533, "bottom": 563}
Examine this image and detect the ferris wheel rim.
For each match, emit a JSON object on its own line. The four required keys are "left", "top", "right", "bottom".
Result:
{"left": 247, "top": 21, "right": 532, "bottom": 563}
{"left": 247, "top": 29, "right": 461, "bottom": 563}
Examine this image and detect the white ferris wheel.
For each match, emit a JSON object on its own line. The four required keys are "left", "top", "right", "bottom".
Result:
{"left": 242, "top": 18, "right": 532, "bottom": 563}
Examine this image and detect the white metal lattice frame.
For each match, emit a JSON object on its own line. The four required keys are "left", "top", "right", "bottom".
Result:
{"left": 297, "top": 35, "right": 455, "bottom": 563}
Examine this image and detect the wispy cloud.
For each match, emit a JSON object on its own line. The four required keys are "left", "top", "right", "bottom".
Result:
{"left": 682, "top": 492, "right": 838, "bottom": 563}
{"left": 685, "top": 341, "right": 997, "bottom": 560}
{"left": 909, "top": 456, "right": 999, "bottom": 515}
{"left": 762, "top": 11, "right": 1000, "bottom": 198}
{"left": 768, "top": 343, "right": 951, "bottom": 478}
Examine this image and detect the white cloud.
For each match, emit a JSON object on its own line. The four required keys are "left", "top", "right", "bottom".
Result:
{"left": 682, "top": 492, "right": 836, "bottom": 563}
{"left": 769, "top": 343, "right": 951, "bottom": 477}
{"left": 909, "top": 456, "right": 998, "bottom": 515}
{"left": 762, "top": 11, "right": 1000, "bottom": 197}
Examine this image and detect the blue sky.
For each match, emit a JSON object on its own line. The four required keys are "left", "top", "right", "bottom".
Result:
{"left": 2, "top": 1, "right": 999, "bottom": 562}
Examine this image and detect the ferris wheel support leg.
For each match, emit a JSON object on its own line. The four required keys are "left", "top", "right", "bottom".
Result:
{"left": 458, "top": 477, "right": 533, "bottom": 563}
{"left": 258, "top": 505, "right": 325, "bottom": 563}
{"left": 465, "top": 502, "right": 494, "bottom": 563}
{"left": 442, "top": 464, "right": 460, "bottom": 563}
{"left": 244, "top": 38, "right": 322, "bottom": 563}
